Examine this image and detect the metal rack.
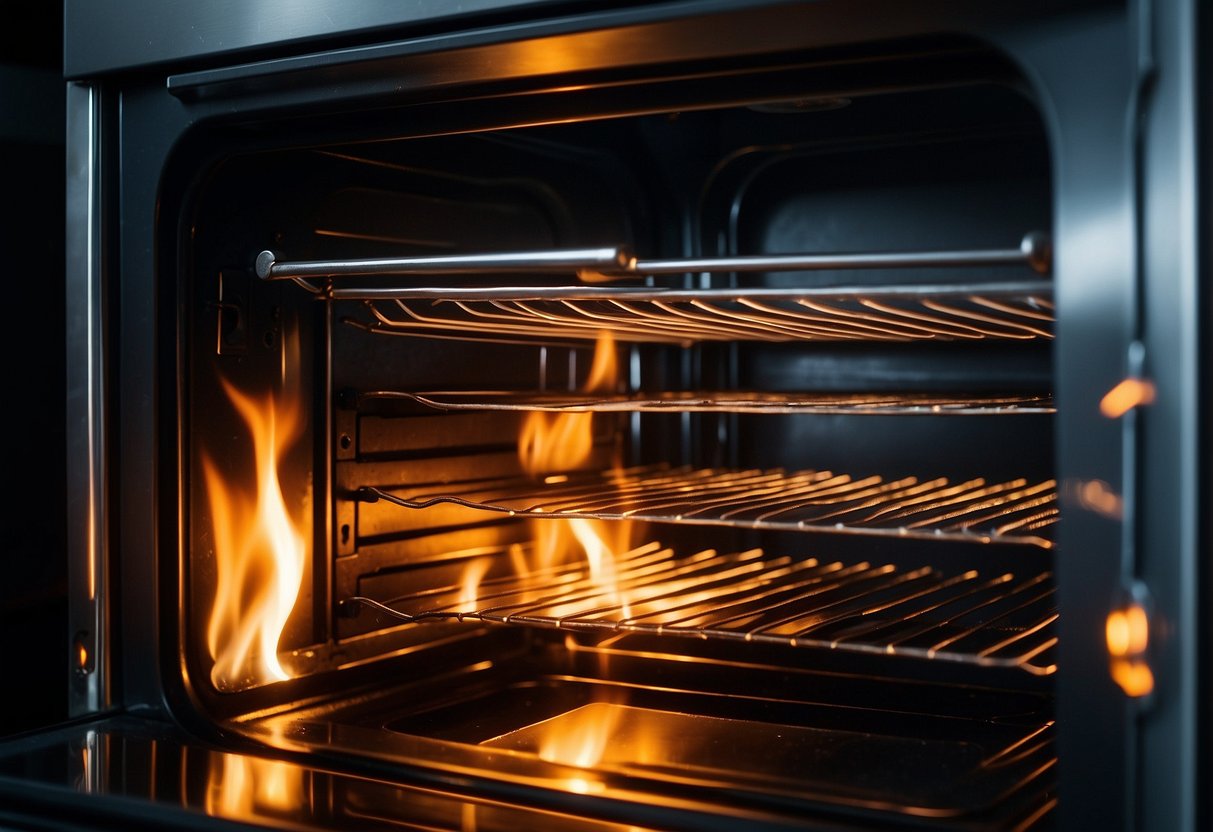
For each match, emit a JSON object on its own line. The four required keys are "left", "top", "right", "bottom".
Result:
{"left": 349, "top": 287, "right": 1054, "bottom": 345}
{"left": 359, "top": 464, "right": 1058, "bottom": 548}
{"left": 347, "top": 543, "right": 1057, "bottom": 674}
{"left": 257, "top": 236, "right": 1052, "bottom": 344}
{"left": 356, "top": 390, "right": 1056, "bottom": 416}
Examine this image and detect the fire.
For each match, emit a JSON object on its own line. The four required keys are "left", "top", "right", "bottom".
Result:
{"left": 203, "top": 324, "right": 308, "bottom": 692}
{"left": 513, "top": 331, "right": 633, "bottom": 593}
{"left": 517, "top": 330, "right": 618, "bottom": 474}
{"left": 458, "top": 331, "right": 639, "bottom": 777}
{"left": 459, "top": 558, "right": 492, "bottom": 608}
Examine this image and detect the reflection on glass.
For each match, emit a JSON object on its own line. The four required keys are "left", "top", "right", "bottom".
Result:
{"left": 205, "top": 751, "right": 307, "bottom": 820}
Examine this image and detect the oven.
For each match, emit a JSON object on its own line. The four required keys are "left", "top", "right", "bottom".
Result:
{"left": 0, "top": 2, "right": 1206, "bottom": 831}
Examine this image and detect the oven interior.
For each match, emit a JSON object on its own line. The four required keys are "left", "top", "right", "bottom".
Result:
{"left": 180, "top": 67, "right": 1057, "bottom": 829}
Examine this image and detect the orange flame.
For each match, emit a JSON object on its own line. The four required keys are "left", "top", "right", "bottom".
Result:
{"left": 518, "top": 331, "right": 618, "bottom": 474}
{"left": 203, "top": 324, "right": 308, "bottom": 692}
{"left": 517, "top": 332, "right": 632, "bottom": 581}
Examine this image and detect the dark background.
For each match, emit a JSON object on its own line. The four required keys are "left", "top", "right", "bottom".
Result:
{"left": 0, "top": 2, "right": 67, "bottom": 736}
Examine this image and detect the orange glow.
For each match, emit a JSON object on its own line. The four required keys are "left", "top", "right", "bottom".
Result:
{"left": 523, "top": 332, "right": 633, "bottom": 586}
{"left": 204, "top": 324, "right": 308, "bottom": 692}
{"left": 446, "top": 332, "right": 638, "bottom": 773}
{"left": 205, "top": 753, "right": 306, "bottom": 819}
{"left": 1099, "top": 378, "right": 1156, "bottom": 418}
{"left": 76, "top": 642, "right": 88, "bottom": 670}
{"left": 518, "top": 332, "right": 617, "bottom": 474}
{"left": 1107, "top": 603, "right": 1152, "bottom": 697}
{"left": 1106, "top": 604, "right": 1149, "bottom": 658}
{"left": 459, "top": 558, "right": 492, "bottom": 608}
{"left": 425, "top": 332, "right": 636, "bottom": 638}
{"left": 1110, "top": 658, "right": 1155, "bottom": 697}
{"left": 538, "top": 699, "right": 624, "bottom": 768}
{"left": 1077, "top": 479, "right": 1123, "bottom": 519}
{"left": 514, "top": 331, "right": 633, "bottom": 578}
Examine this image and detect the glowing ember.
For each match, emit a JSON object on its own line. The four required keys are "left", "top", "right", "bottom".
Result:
{"left": 203, "top": 324, "right": 308, "bottom": 692}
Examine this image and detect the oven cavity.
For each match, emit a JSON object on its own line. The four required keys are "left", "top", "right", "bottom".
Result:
{"left": 185, "top": 80, "right": 1056, "bottom": 829}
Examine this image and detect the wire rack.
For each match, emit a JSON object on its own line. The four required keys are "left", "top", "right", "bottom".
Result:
{"left": 350, "top": 287, "right": 1054, "bottom": 345}
{"left": 357, "top": 390, "right": 1056, "bottom": 416}
{"left": 359, "top": 464, "right": 1058, "bottom": 548}
{"left": 347, "top": 542, "right": 1058, "bottom": 674}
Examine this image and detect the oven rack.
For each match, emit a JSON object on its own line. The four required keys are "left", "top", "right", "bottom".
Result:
{"left": 256, "top": 233, "right": 1050, "bottom": 284}
{"left": 355, "top": 390, "right": 1057, "bottom": 416}
{"left": 257, "top": 235, "right": 1051, "bottom": 344}
{"left": 358, "top": 464, "right": 1058, "bottom": 548}
{"left": 346, "top": 285, "right": 1054, "bottom": 345}
{"left": 345, "top": 543, "right": 1057, "bottom": 674}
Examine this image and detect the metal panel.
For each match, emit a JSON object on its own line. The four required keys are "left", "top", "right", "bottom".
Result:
{"left": 66, "top": 81, "right": 108, "bottom": 716}
{"left": 63, "top": 0, "right": 604, "bottom": 78}
{"left": 1136, "top": 0, "right": 1202, "bottom": 827}
{"left": 999, "top": 10, "right": 1140, "bottom": 831}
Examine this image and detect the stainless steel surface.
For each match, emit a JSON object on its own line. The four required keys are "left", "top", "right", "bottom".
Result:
{"left": 0, "top": 717, "right": 661, "bottom": 832}
{"left": 65, "top": 81, "right": 107, "bottom": 717}
{"left": 256, "top": 247, "right": 633, "bottom": 279}
{"left": 257, "top": 234, "right": 1048, "bottom": 282}
{"left": 347, "top": 543, "right": 1057, "bottom": 672}
{"left": 63, "top": 0, "right": 576, "bottom": 77}
{"left": 350, "top": 285, "right": 1053, "bottom": 345}
{"left": 1136, "top": 0, "right": 1202, "bottom": 826}
{"left": 359, "top": 464, "right": 1058, "bottom": 547}
{"left": 361, "top": 390, "right": 1057, "bottom": 415}
{"left": 632, "top": 231, "right": 1050, "bottom": 275}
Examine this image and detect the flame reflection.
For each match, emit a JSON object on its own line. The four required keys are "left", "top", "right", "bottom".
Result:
{"left": 203, "top": 322, "right": 308, "bottom": 692}
{"left": 538, "top": 700, "right": 624, "bottom": 768}
{"left": 205, "top": 752, "right": 306, "bottom": 820}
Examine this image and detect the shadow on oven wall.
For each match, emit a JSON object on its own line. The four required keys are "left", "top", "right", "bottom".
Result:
{"left": 0, "top": 2, "right": 67, "bottom": 738}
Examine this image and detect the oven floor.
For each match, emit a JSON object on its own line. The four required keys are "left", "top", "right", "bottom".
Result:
{"left": 248, "top": 635, "right": 1055, "bottom": 830}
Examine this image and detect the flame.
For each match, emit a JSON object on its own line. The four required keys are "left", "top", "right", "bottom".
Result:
{"left": 517, "top": 331, "right": 618, "bottom": 474}
{"left": 515, "top": 332, "right": 633, "bottom": 592}
{"left": 205, "top": 752, "right": 306, "bottom": 820}
{"left": 459, "top": 558, "right": 492, "bottom": 608}
{"left": 204, "top": 323, "right": 308, "bottom": 691}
